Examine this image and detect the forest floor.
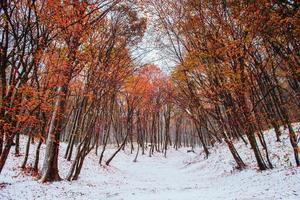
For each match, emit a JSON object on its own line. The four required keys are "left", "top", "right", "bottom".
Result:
{"left": 1, "top": 124, "right": 300, "bottom": 200}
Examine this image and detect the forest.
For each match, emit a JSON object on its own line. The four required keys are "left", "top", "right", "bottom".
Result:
{"left": 0, "top": 0, "right": 299, "bottom": 199}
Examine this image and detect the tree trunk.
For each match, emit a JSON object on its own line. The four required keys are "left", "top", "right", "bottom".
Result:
{"left": 33, "top": 139, "right": 43, "bottom": 172}
{"left": 15, "top": 133, "right": 20, "bottom": 156}
{"left": 0, "top": 134, "right": 14, "bottom": 173}
{"left": 106, "top": 132, "right": 128, "bottom": 166}
{"left": 195, "top": 122, "right": 209, "bottom": 158}
{"left": 40, "top": 85, "right": 68, "bottom": 182}
{"left": 99, "top": 123, "right": 111, "bottom": 165}
{"left": 225, "top": 138, "right": 246, "bottom": 169}
{"left": 21, "top": 136, "right": 31, "bottom": 169}
{"left": 133, "top": 143, "right": 140, "bottom": 162}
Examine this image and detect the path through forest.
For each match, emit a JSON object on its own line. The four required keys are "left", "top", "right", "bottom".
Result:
{"left": 1, "top": 127, "right": 300, "bottom": 200}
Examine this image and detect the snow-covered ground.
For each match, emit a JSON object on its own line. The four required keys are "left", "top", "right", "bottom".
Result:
{"left": 1, "top": 124, "right": 300, "bottom": 200}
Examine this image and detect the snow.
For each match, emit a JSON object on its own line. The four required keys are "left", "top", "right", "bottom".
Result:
{"left": 1, "top": 124, "right": 300, "bottom": 200}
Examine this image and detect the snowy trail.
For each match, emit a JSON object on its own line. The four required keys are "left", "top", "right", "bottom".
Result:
{"left": 108, "top": 148, "right": 299, "bottom": 200}
{"left": 1, "top": 126, "right": 300, "bottom": 200}
{"left": 96, "top": 150, "right": 198, "bottom": 199}
{"left": 113, "top": 151, "right": 200, "bottom": 199}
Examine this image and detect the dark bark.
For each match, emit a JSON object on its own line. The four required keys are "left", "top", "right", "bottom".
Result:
{"left": 33, "top": 139, "right": 43, "bottom": 172}
{"left": 195, "top": 122, "right": 209, "bottom": 158}
{"left": 106, "top": 132, "right": 129, "bottom": 166}
{"left": 0, "top": 135, "right": 13, "bottom": 173}
{"left": 99, "top": 123, "right": 111, "bottom": 165}
{"left": 163, "top": 105, "right": 171, "bottom": 158}
{"left": 21, "top": 136, "right": 31, "bottom": 169}
{"left": 15, "top": 133, "right": 20, "bottom": 156}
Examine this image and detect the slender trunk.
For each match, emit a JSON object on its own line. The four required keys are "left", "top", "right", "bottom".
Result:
{"left": 106, "top": 132, "right": 128, "bottom": 166}
{"left": 33, "top": 139, "right": 43, "bottom": 172}
{"left": 287, "top": 123, "right": 300, "bottom": 166}
{"left": 67, "top": 111, "right": 97, "bottom": 181}
{"left": 225, "top": 138, "right": 246, "bottom": 169}
{"left": 0, "top": 134, "right": 13, "bottom": 173}
{"left": 21, "top": 136, "right": 31, "bottom": 169}
{"left": 195, "top": 122, "right": 209, "bottom": 158}
{"left": 67, "top": 142, "right": 83, "bottom": 181}
{"left": 133, "top": 142, "right": 140, "bottom": 162}
{"left": 141, "top": 129, "right": 145, "bottom": 155}
{"left": 65, "top": 99, "right": 84, "bottom": 160}
{"left": 246, "top": 127, "right": 268, "bottom": 170}
{"left": 99, "top": 123, "right": 110, "bottom": 165}
{"left": 67, "top": 135, "right": 76, "bottom": 161}
{"left": 237, "top": 73, "right": 268, "bottom": 170}
{"left": 216, "top": 105, "right": 246, "bottom": 169}
{"left": 257, "top": 132, "right": 273, "bottom": 169}
{"left": 273, "top": 122, "right": 281, "bottom": 142}
{"left": 0, "top": 57, "right": 7, "bottom": 156}
{"left": 130, "top": 133, "right": 134, "bottom": 154}
{"left": 0, "top": 131, "right": 3, "bottom": 155}
{"left": 95, "top": 131, "right": 99, "bottom": 156}
{"left": 15, "top": 133, "right": 20, "bottom": 156}
{"left": 164, "top": 105, "right": 171, "bottom": 158}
